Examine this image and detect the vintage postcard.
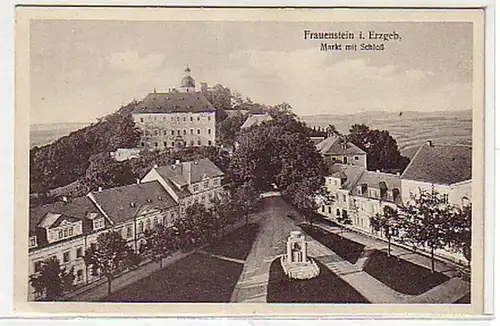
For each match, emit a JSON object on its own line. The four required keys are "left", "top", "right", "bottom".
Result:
{"left": 14, "top": 6, "right": 486, "bottom": 317}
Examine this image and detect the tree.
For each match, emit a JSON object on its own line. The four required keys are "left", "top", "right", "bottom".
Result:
{"left": 229, "top": 113, "right": 329, "bottom": 214}
{"left": 347, "top": 124, "right": 409, "bottom": 172}
{"left": 82, "top": 152, "right": 135, "bottom": 190}
{"left": 449, "top": 204, "right": 472, "bottom": 267}
{"left": 230, "top": 182, "right": 260, "bottom": 225}
{"left": 29, "top": 257, "right": 75, "bottom": 300}
{"left": 84, "top": 231, "right": 132, "bottom": 295}
{"left": 216, "top": 111, "right": 248, "bottom": 147}
{"left": 370, "top": 205, "right": 399, "bottom": 256}
{"left": 143, "top": 224, "right": 176, "bottom": 268}
{"left": 325, "top": 124, "right": 340, "bottom": 137}
{"left": 399, "top": 188, "right": 454, "bottom": 273}
{"left": 174, "top": 203, "right": 208, "bottom": 250}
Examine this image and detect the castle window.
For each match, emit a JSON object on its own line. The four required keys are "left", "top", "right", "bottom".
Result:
{"left": 208, "top": 116, "right": 211, "bottom": 121}
{"left": 77, "top": 269, "right": 83, "bottom": 282}
{"left": 172, "top": 142, "right": 175, "bottom": 147}
{"left": 354, "top": 156, "right": 359, "bottom": 160}
{"left": 197, "top": 140, "right": 201, "bottom": 146}
{"left": 29, "top": 236, "right": 37, "bottom": 248}
{"left": 183, "top": 117, "right": 186, "bottom": 122}
{"left": 208, "top": 140, "right": 212, "bottom": 146}
{"left": 183, "top": 130, "right": 187, "bottom": 135}
{"left": 171, "top": 130, "right": 175, "bottom": 136}
{"left": 177, "top": 117, "right": 180, "bottom": 121}
{"left": 154, "top": 130, "right": 158, "bottom": 136}
{"left": 140, "top": 118, "right": 144, "bottom": 123}
{"left": 208, "top": 128, "right": 211, "bottom": 134}
{"left": 163, "top": 141, "right": 167, "bottom": 147}
{"left": 163, "top": 130, "right": 167, "bottom": 136}
{"left": 197, "top": 116, "right": 200, "bottom": 121}
{"left": 197, "top": 129, "right": 200, "bottom": 135}
{"left": 190, "top": 116, "right": 193, "bottom": 122}
{"left": 155, "top": 142, "right": 158, "bottom": 147}
{"left": 177, "top": 130, "right": 181, "bottom": 135}
{"left": 190, "top": 141, "right": 194, "bottom": 146}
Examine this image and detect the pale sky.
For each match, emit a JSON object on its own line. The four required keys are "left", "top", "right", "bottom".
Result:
{"left": 30, "top": 20, "right": 473, "bottom": 124}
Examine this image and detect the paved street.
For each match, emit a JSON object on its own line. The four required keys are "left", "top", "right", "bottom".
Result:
{"left": 231, "top": 196, "right": 470, "bottom": 303}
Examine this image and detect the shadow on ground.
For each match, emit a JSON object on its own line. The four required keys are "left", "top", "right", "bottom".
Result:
{"left": 363, "top": 250, "right": 450, "bottom": 295}
{"left": 266, "top": 257, "right": 369, "bottom": 303}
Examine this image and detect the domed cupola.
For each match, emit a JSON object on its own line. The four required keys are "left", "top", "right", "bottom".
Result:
{"left": 180, "top": 65, "right": 196, "bottom": 92}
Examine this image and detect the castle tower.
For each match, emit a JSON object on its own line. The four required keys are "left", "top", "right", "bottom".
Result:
{"left": 180, "top": 65, "right": 196, "bottom": 93}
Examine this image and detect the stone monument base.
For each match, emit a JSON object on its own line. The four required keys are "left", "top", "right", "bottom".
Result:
{"left": 280, "top": 254, "right": 320, "bottom": 280}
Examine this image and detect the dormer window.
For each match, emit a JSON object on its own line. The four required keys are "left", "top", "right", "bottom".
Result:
{"left": 158, "top": 196, "right": 163, "bottom": 201}
{"left": 29, "top": 236, "right": 37, "bottom": 248}
{"left": 93, "top": 218, "right": 105, "bottom": 230}
{"left": 130, "top": 202, "right": 136, "bottom": 207}
{"left": 147, "top": 199, "right": 152, "bottom": 203}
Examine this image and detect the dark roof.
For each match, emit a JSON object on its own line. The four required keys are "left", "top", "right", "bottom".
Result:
{"left": 327, "top": 163, "right": 365, "bottom": 191}
{"left": 316, "top": 136, "right": 366, "bottom": 156}
{"left": 90, "top": 180, "right": 177, "bottom": 225}
{"left": 181, "top": 76, "right": 195, "bottom": 88}
{"left": 29, "top": 197, "right": 103, "bottom": 234}
{"left": 51, "top": 214, "right": 81, "bottom": 228}
{"left": 155, "top": 158, "right": 224, "bottom": 187}
{"left": 132, "top": 91, "right": 214, "bottom": 114}
{"left": 401, "top": 143, "right": 472, "bottom": 185}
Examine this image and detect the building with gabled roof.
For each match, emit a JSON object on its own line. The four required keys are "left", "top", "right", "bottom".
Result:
{"left": 28, "top": 196, "right": 110, "bottom": 299}
{"left": 132, "top": 66, "right": 216, "bottom": 150}
{"left": 141, "top": 158, "right": 225, "bottom": 215}
{"left": 240, "top": 113, "right": 273, "bottom": 129}
{"left": 400, "top": 141, "right": 472, "bottom": 208}
{"left": 316, "top": 135, "right": 367, "bottom": 168}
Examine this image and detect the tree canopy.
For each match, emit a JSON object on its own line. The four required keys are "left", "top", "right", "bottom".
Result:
{"left": 229, "top": 113, "right": 329, "bottom": 212}
{"left": 347, "top": 124, "right": 410, "bottom": 172}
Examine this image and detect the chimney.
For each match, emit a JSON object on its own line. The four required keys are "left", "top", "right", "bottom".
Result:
{"left": 175, "top": 159, "right": 181, "bottom": 165}
{"left": 182, "top": 161, "right": 192, "bottom": 185}
{"left": 153, "top": 164, "right": 158, "bottom": 168}
{"left": 427, "top": 140, "right": 433, "bottom": 147}
{"left": 136, "top": 178, "right": 140, "bottom": 184}
{"left": 62, "top": 196, "right": 68, "bottom": 203}
{"left": 98, "top": 187, "right": 102, "bottom": 192}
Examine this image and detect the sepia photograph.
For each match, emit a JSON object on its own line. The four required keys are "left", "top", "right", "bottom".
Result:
{"left": 14, "top": 7, "right": 486, "bottom": 316}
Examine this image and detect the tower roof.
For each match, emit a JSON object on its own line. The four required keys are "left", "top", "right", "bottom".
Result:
{"left": 181, "top": 75, "right": 195, "bottom": 88}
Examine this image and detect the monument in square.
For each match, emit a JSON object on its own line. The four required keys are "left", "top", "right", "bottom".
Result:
{"left": 280, "top": 231, "right": 320, "bottom": 280}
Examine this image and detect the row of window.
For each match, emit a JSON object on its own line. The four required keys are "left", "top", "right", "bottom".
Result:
{"left": 146, "top": 128, "right": 212, "bottom": 137}
{"left": 141, "top": 140, "right": 213, "bottom": 148}
{"left": 192, "top": 179, "right": 219, "bottom": 192}
{"left": 139, "top": 115, "right": 212, "bottom": 123}
{"left": 34, "top": 247, "right": 84, "bottom": 273}
{"left": 56, "top": 226, "right": 74, "bottom": 240}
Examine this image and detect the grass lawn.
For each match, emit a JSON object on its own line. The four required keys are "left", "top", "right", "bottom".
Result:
{"left": 300, "top": 224, "right": 365, "bottom": 264}
{"left": 363, "top": 250, "right": 450, "bottom": 295}
{"left": 102, "top": 253, "right": 242, "bottom": 302}
{"left": 205, "top": 223, "right": 259, "bottom": 260}
{"left": 453, "top": 293, "right": 471, "bottom": 304}
{"left": 267, "top": 257, "right": 369, "bottom": 303}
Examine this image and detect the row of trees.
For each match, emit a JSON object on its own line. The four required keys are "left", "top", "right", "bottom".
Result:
{"left": 369, "top": 188, "right": 472, "bottom": 272}
{"left": 29, "top": 187, "right": 260, "bottom": 300}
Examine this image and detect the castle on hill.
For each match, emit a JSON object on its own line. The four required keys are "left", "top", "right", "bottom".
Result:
{"left": 132, "top": 66, "right": 216, "bottom": 150}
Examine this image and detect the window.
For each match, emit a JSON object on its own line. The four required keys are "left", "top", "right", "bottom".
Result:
{"left": 197, "top": 129, "right": 200, "bottom": 134}
{"left": 177, "top": 117, "right": 180, "bottom": 122}
{"left": 208, "top": 116, "right": 211, "bottom": 121}
{"left": 171, "top": 130, "right": 175, "bottom": 135}
{"left": 197, "top": 116, "right": 200, "bottom": 121}
{"left": 336, "top": 209, "right": 340, "bottom": 216}
{"left": 154, "top": 130, "right": 158, "bottom": 136}
{"left": 183, "top": 117, "right": 186, "bottom": 122}
{"left": 208, "top": 140, "right": 212, "bottom": 146}
{"left": 190, "top": 129, "right": 194, "bottom": 135}
{"left": 328, "top": 206, "right": 332, "bottom": 214}
{"left": 208, "top": 128, "right": 211, "bottom": 134}
{"left": 145, "top": 219, "right": 151, "bottom": 230}
{"left": 34, "top": 261, "right": 42, "bottom": 273}
{"left": 177, "top": 130, "right": 181, "bottom": 135}
{"left": 63, "top": 251, "right": 70, "bottom": 263}
{"left": 442, "top": 194, "right": 449, "bottom": 204}
{"left": 68, "top": 227, "right": 73, "bottom": 236}
{"left": 183, "top": 129, "right": 187, "bottom": 135}
{"left": 93, "top": 218, "right": 105, "bottom": 230}
{"left": 321, "top": 205, "right": 325, "bottom": 213}
{"left": 138, "top": 221, "right": 144, "bottom": 233}
{"left": 154, "top": 217, "right": 158, "bottom": 226}
{"left": 203, "top": 179, "right": 209, "bottom": 189}
{"left": 190, "top": 141, "right": 194, "bottom": 146}
{"left": 140, "top": 142, "right": 145, "bottom": 147}
{"left": 462, "top": 196, "right": 470, "bottom": 207}
{"left": 163, "top": 130, "right": 167, "bottom": 136}
{"left": 76, "top": 247, "right": 83, "bottom": 258}
{"left": 171, "top": 142, "right": 175, "bottom": 147}
{"left": 127, "top": 226, "right": 133, "bottom": 237}
{"left": 343, "top": 194, "right": 347, "bottom": 202}
{"left": 163, "top": 141, "right": 167, "bottom": 147}
{"left": 77, "top": 269, "right": 84, "bottom": 282}
{"left": 29, "top": 236, "right": 37, "bottom": 248}
{"left": 140, "top": 118, "right": 144, "bottom": 123}
{"left": 197, "top": 140, "right": 201, "bottom": 146}
{"left": 58, "top": 230, "right": 63, "bottom": 239}
{"left": 193, "top": 184, "right": 199, "bottom": 192}
{"left": 354, "top": 156, "right": 359, "bottom": 160}
{"left": 190, "top": 116, "right": 193, "bottom": 122}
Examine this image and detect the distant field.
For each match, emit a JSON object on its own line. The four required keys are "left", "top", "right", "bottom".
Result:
{"left": 299, "top": 110, "right": 472, "bottom": 152}
{"left": 30, "top": 122, "right": 91, "bottom": 148}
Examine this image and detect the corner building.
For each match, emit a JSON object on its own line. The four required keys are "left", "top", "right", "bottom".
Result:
{"left": 132, "top": 66, "right": 216, "bottom": 150}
